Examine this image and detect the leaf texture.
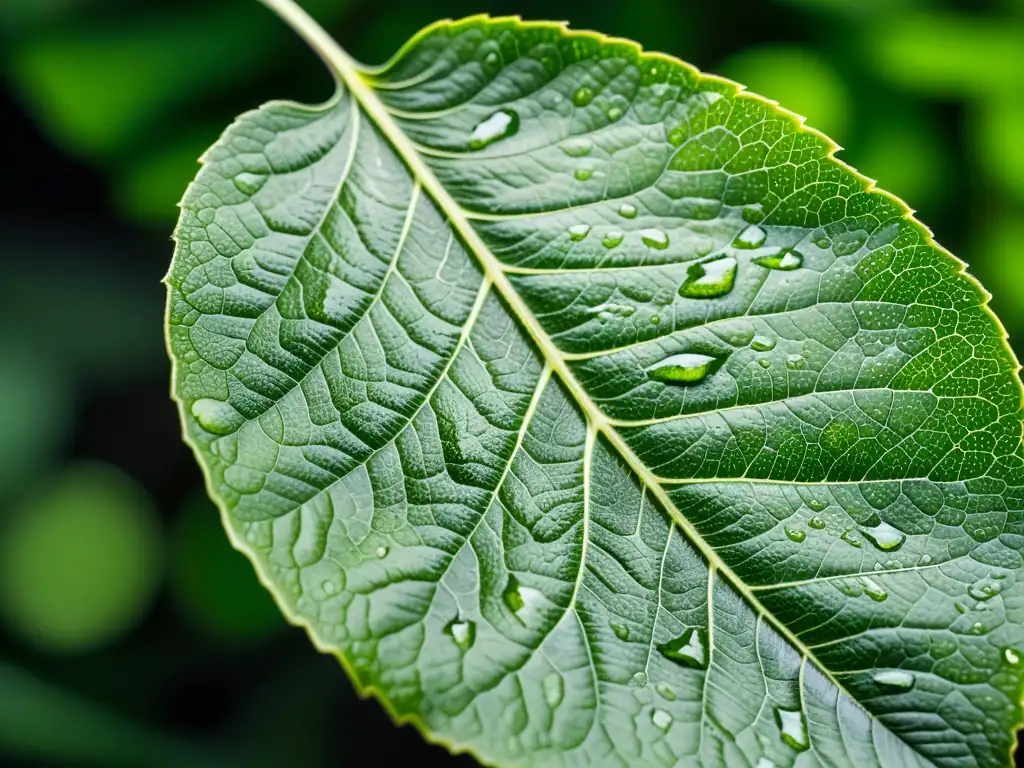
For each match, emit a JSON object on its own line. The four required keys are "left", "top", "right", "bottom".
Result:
{"left": 165, "top": 4, "right": 1024, "bottom": 766}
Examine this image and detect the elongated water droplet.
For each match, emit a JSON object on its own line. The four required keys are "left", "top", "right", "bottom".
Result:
{"left": 469, "top": 109, "right": 519, "bottom": 150}
{"left": 841, "top": 529, "right": 863, "bottom": 548}
{"left": 607, "top": 106, "right": 623, "bottom": 121}
{"left": 640, "top": 228, "right": 669, "bottom": 250}
{"left": 630, "top": 671, "right": 649, "bottom": 689}
{"left": 743, "top": 204, "right": 765, "bottom": 224}
{"left": 572, "top": 86, "right": 594, "bottom": 107}
{"left": 968, "top": 577, "right": 1003, "bottom": 601}
{"left": 602, "top": 230, "right": 624, "bottom": 248}
{"left": 814, "top": 236, "right": 831, "bottom": 249}
{"left": 755, "top": 248, "right": 803, "bottom": 271}
{"left": 191, "top": 398, "right": 239, "bottom": 435}
{"left": 808, "top": 498, "right": 828, "bottom": 512}
{"left": 618, "top": 202, "right": 638, "bottom": 219}
{"left": 575, "top": 167, "right": 594, "bottom": 181}
{"left": 808, "top": 516, "right": 826, "bottom": 530}
{"left": 785, "top": 355, "right": 805, "bottom": 370}
{"left": 861, "top": 521, "right": 906, "bottom": 552}
{"left": 568, "top": 224, "right": 591, "bottom": 241}
{"left": 758, "top": 359, "right": 771, "bottom": 369}
{"left": 775, "top": 708, "right": 808, "bottom": 751}
{"left": 679, "top": 256, "right": 737, "bottom": 298}
{"left": 861, "top": 576, "right": 888, "bottom": 602}
{"left": 873, "top": 670, "right": 914, "bottom": 690}
{"left": 647, "top": 354, "right": 719, "bottom": 386}
{"left": 733, "top": 225, "right": 767, "bottom": 249}
{"left": 234, "top": 172, "right": 267, "bottom": 195}
{"left": 543, "top": 673, "right": 564, "bottom": 708}
{"left": 1005, "top": 648, "right": 1021, "bottom": 665}
{"left": 655, "top": 682, "right": 676, "bottom": 701}
{"left": 610, "top": 621, "right": 630, "bottom": 641}
{"left": 375, "top": 546, "right": 388, "bottom": 559}
{"left": 751, "top": 335, "right": 776, "bottom": 352}
{"left": 658, "top": 628, "right": 707, "bottom": 669}
{"left": 785, "top": 526, "right": 806, "bottom": 543}
{"left": 445, "top": 618, "right": 476, "bottom": 651}
{"left": 561, "top": 137, "right": 592, "bottom": 157}
{"left": 652, "top": 709, "right": 673, "bottom": 731}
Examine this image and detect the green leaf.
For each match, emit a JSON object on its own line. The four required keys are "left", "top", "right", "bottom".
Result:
{"left": 165, "top": 2, "right": 1024, "bottom": 765}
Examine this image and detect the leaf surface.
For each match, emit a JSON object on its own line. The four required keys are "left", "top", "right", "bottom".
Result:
{"left": 165, "top": 3, "right": 1024, "bottom": 765}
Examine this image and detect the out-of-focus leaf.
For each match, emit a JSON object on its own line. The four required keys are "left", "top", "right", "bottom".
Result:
{"left": 0, "top": 462, "right": 162, "bottom": 653}
{"left": 170, "top": 491, "right": 285, "bottom": 644}
{"left": 717, "top": 45, "right": 851, "bottom": 141}
{"left": 972, "top": 97, "right": 1024, "bottom": 203}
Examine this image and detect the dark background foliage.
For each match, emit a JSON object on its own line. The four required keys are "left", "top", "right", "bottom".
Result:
{"left": 1, "top": 0, "right": 1023, "bottom": 764}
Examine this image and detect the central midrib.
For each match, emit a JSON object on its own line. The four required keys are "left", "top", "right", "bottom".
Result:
{"left": 257, "top": 0, "right": 932, "bottom": 761}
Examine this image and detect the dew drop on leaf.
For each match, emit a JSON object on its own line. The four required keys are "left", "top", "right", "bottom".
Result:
{"left": 655, "top": 682, "right": 676, "bottom": 701}
{"left": 647, "top": 354, "right": 719, "bottom": 385}
{"left": 861, "top": 521, "right": 906, "bottom": 552}
{"left": 375, "top": 546, "right": 388, "bottom": 559}
{"left": 873, "top": 670, "right": 915, "bottom": 690}
{"left": 610, "top": 621, "right": 630, "bottom": 641}
{"left": 860, "top": 576, "right": 888, "bottom": 602}
{"left": 543, "top": 673, "right": 564, "bottom": 708}
{"left": 808, "top": 498, "right": 828, "bottom": 512}
{"left": 920, "top": 554, "right": 933, "bottom": 564}
{"left": 679, "top": 256, "right": 737, "bottom": 298}
{"left": 602, "top": 230, "right": 624, "bottom": 249}
{"left": 785, "top": 526, "right": 806, "bottom": 543}
{"left": 468, "top": 109, "right": 519, "bottom": 150}
{"left": 1005, "top": 648, "right": 1021, "bottom": 665}
{"left": 191, "top": 398, "right": 239, "bottom": 435}
{"left": 630, "top": 671, "right": 649, "bottom": 689}
{"left": 607, "top": 106, "right": 623, "bottom": 121}
{"left": 751, "top": 335, "right": 776, "bottom": 352}
{"left": 815, "top": 236, "right": 831, "bottom": 249}
{"left": 775, "top": 708, "right": 809, "bottom": 751}
{"left": 618, "top": 202, "right": 638, "bottom": 219}
{"left": 652, "top": 709, "right": 673, "bottom": 731}
{"left": 575, "top": 167, "right": 594, "bottom": 181}
{"left": 808, "top": 516, "right": 826, "bottom": 530}
{"left": 445, "top": 618, "right": 476, "bottom": 651}
{"left": 758, "top": 359, "right": 771, "bottom": 369}
{"left": 968, "top": 577, "right": 1003, "bottom": 601}
{"left": 733, "top": 225, "right": 767, "bottom": 249}
{"left": 650, "top": 315, "right": 661, "bottom": 325}
{"left": 640, "top": 228, "right": 669, "bottom": 250}
{"left": 841, "top": 529, "right": 863, "bottom": 548}
{"left": 568, "top": 224, "right": 592, "bottom": 241}
{"left": 484, "top": 51, "right": 500, "bottom": 67}
{"left": 561, "top": 137, "right": 593, "bottom": 157}
{"left": 657, "top": 627, "right": 707, "bottom": 669}
{"left": 233, "top": 172, "right": 267, "bottom": 196}
{"left": 742, "top": 204, "right": 766, "bottom": 224}
{"left": 785, "top": 354, "right": 805, "bottom": 370}
{"left": 572, "top": 86, "right": 594, "bottom": 107}
{"left": 754, "top": 249, "right": 803, "bottom": 271}
{"left": 755, "top": 759, "right": 775, "bottom": 768}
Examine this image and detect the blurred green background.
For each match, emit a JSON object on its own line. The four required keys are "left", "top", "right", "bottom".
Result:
{"left": 1, "top": 0, "right": 1022, "bottom": 764}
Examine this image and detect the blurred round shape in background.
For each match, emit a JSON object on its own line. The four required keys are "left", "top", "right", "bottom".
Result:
{"left": 170, "top": 491, "right": 285, "bottom": 644}
{"left": 972, "top": 98, "right": 1024, "bottom": 204}
{"left": 0, "top": 462, "right": 162, "bottom": 654}
{"left": 717, "top": 45, "right": 851, "bottom": 143}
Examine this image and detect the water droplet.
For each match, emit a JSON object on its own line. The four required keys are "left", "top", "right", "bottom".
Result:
{"left": 234, "top": 172, "right": 267, "bottom": 195}
{"left": 647, "top": 354, "right": 719, "bottom": 386}
{"left": 808, "top": 516, "right": 826, "bottom": 530}
{"left": 808, "top": 498, "right": 828, "bottom": 512}
{"left": 755, "top": 759, "right": 776, "bottom": 768}
{"left": 445, "top": 618, "right": 476, "bottom": 651}
{"left": 321, "top": 580, "right": 337, "bottom": 595}
{"left": 484, "top": 51, "right": 500, "bottom": 67}
{"left": 755, "top": 248, "right": 803, "bottom": 271}
{"left": 742, "top": 204, "right": 765, "bottom": 224}
{"left": 575, "top": 167, "right": 594, "bottom": 181}
{"left": 191, "top": 398, "right": 239, "bottom": 435}
{"left": 814, "top": 236, "right": 831, "bottom": 249}
{"left": 751, "top": 335, "right": 776, "bottom": 352}
{"left": 607, "top": 106, "right": 623, "bottom": 121}
{"left": 785, "top": 355, "right": 805, "bottom": 370}
{"left": 610, "top": 622, "right": 630, "bottom": 641}
{"left": 655, "top": 682, "right": 676, "bottom": 701}
{"left": 968, "top": 577, "right": 1003, "bottom": 601}
{"left": 630, "top": 671, "right": 649, "bottom": 689}
{"left": 469, "top": 109, "right": 519, "bottom": 150}
{"left": 561, "top": 137, "right": 592, "bottom": 157}
{"left": 658, "top": 628, "right": 707, "bottom": 669}
{"left": 971, "top": 621, "right": 986, "bottom": 635}
{"left": 841, "top": 529, "right": 863, "bottom": 548}
{"left": 1005, "top": 648, "right": 1021, "bottom": 665}
{"left": 652, "top": 709, "right": 673, "bottom": 731}
{"left": 640, "top": 228, "right": 669, "bottom": 250}
{"left": 758, "top": 359, "right": 771, "bottom": 369}
{"left": 572, "top": 86, "right": 594, "bottom": 107}
{"left": 543, "top": 673, "right": 564, "bottom": 708}
{"left": 667, "top": 127, "right": 686, "bottom": 147}
{"left": 650, "top": 315, "right": 661, "bottom": 325}
{"left": 775, "top": 708, "right": 808, "bottom": 751}
{"left": 873, "top": 670, "right": 914, "bottom": 690}
{"left": 733, "top": 225, "right": 767, "bottom": 249}
{"left": 920, "top": 554, "right": 933, "bottom": 565}
{"left": 785, "top": 526, "right": 806, "bottom": 543}
{"left": 568, "top": 224, "right": 591, "bottom": 241}
{"left": 602, "top": 230, "right": 624, "bottom": 248}
{"left": 861, "top": 576, "right": 888, "bottom": 602}
{"left": 862, "top": 521, "right": 906, "bottom": 552}
{"left": 679, "top": 256, "right": 737, "bottom": 298}
{"left": 618, "top": 202, "right": 638, "bottom": 219}
{"left": 375, "top": 546, "right": 388, "bottom": 559}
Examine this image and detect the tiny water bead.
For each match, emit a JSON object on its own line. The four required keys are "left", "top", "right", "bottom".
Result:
{"left": 631, "top": 671, "right": 649, "bottom": 689}
{"left": 375, "top": 546, "right": 388, "bottom": 559}
{"left": 758, "top": 359, "right": 772, "bottom": 369}
{"left": 233, "top": 172, "right": 267, "bottom": 196}
{"left": 968, "top": 576, "right": 1003, "bottom": 601}
{"left": 607, "top": 106, "right": 624, "bottom": 121}
{"left": 808, "top": 516, "right": 826, "bottom": 530}
{"left": 618, "top": 202, "right": 638, "bottom": 219}
{"left": 191, "top": 398, "right": 239, "bottom": 435}
{"left": 754, "top": 248, "right": 803, "bottom": 271}
{"left": 647, "top": 354, "right": 719, "bottom": 386}
{"left": 861, "top": 521, "right": 906, "bottom": 552}
{"left": 732, "top": 225, "right": 767, "bottom": 249}
{"left": 568, "top": 224, "right": 592, "bottom": 241}
{"left": 920, "top": 554, "right": 933, "bottom": 564}
{"left": 610, "top": 621, "right": 630, "bottom": 641}
{"left": 1005, "top": 648, "right": 1021, "bottom": 665}
{"left": 751, "top": 335, "right": 776, "bottom": 352}
{"left": 742, "top": 204, "right": 766, "bottom": 224}
{"left": 652, "top": 709, "right": 673, "bottom": 732}
{"left": 640, "top": 228, "right": 669, "bottom": 250}
{"left": 679, "top": 256, "right": 737, "bottom": 299}
{"left": 655, "top": 682, "right": 676, "bottom": 701}
{"left": 484, "top": 51, "right": 500, "bottom": 67}
{"left": 841, "top": 529, "right": 863, "bottom": 548}
{"left": 785, "top": 526, "right": 806, "bottom": 543}
{"left": 775, "top": 708, "right": 809, "bottom": 751}
{"left": 445, "top": 618, "right": 476, "bottom": 651}
{"left": 575, "top": 167, "right": 594, "bottom": 181}
{"left": 543, "top": 673, "right": 564, "bottom": 708}
{"left": 873, "top": 670, "right": 915, "bottom": 690}
{"left": 658, "top": 627, "right": 707, "bottom": 669}
{"left": 861, "top": 576, "right": 888, "bottom": 602}
{"left": 602, "top": 230, "right": 624, "bottom": 249}
{"left": 785, "top": 354, "right": 806, "bottom": 370}
{"left": 572, "top": 86, "right": 594, "bottom": 107}
{"left": 561, "top": 137, "right": 592, "bottom": 157}
{"left": 469, "top": 109, "right": 519, "bottom": 150}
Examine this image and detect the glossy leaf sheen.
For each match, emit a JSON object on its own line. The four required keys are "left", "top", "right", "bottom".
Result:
{"left": 166, "top": 6, "right": 1024, "bottom": 766}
